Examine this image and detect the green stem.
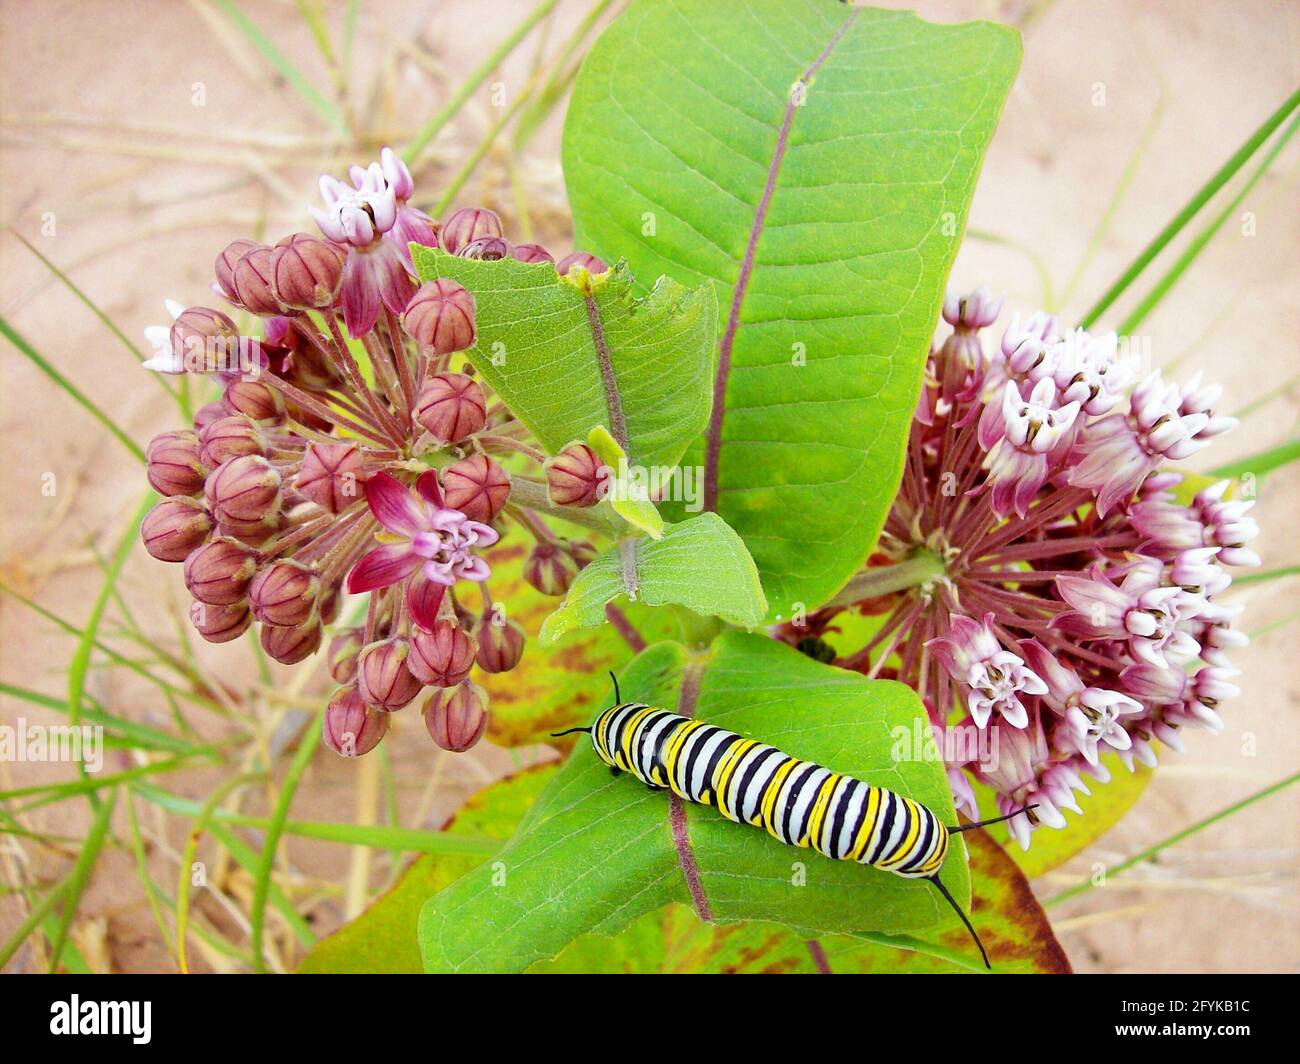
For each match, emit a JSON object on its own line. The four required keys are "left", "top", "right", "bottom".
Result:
{"left": 826, "top": 550, "right": 946, "bottom": 608}
{"left": 1080, "top": 87, "right": 1300, "bottom": 328}
{"left": 508, "top": 476, "right": 620, "bottom": 537}
{"left": 1044, "top": 771, "right": 1300, "bottom": 908}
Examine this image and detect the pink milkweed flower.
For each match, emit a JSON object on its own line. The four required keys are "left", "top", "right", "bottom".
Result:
{"left": 1068, "top": 370, "right": 1230, "bottom": 516}
{"left": 313, "top": 165, "right": 395, "bottom": 247}
{"left": 968, "top": 708, "right": 1087, "bottom": 849}
{"left": 1050, "top": 329, "right": 1136, "bottom": 416}
{"left": 1016, "top": 639, "right": 1140, "bottom": 765}
{"left": 370, "top": 147, "right": 439, "bottom": 267}
{"left": 346, "top": 471, "right": 498, "bottom": 629}
{"left": 937, "top": 286, "right": 1003, "bottom": 404}
{"left": 927, "top": 613, "right": 1047, "bottom": 729}
{"left": 1054, "top": 562, "right": 1204, "bottom": 668}
{"left": 311, "top": 162, "right": 413, "bottom": 336}
{"left": 142, "top": 299, "right": 189, "bottom": 373}
{"left": 977, "top": 378, "right": 1081, "bottom": 518}
{"left": 1193, "top": 481, "right": 1261, "bottom": 567}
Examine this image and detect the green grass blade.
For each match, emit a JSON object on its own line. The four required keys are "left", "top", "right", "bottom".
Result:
{"left": 0, "top": 581, "right": 217, "bottom": 713}
{"left": 402, "top": 0, "right": 562, "bottom": 163}
{"left": 1080, "top": 87, "right": 1300, "bottom": 328}
{"left": 214, "top": 0, "right": 349, "bottom": 137}
{"left": 1207, "top": 437, "right": 1300, "bottom": 480}
{"left": 0, "top": 681, "right": 217, "bottom": 757}
{"left": 1116, "top": 112, "right": 1300, "bottom": 335}
{"left": 67, "top": 491, "right": 158, "bottom": 803}
{"left": 46, "top": 788, "right": 118, "bottom": 972}
{"left": 0, "top": 313, "right": 147, "bottom": 463}
{"left": 250, "top": 713, "right": 321, "bottom": 971}
{"left": 124, "top": 788, "right": 179, "bottom": 963}
{"left": 1232, "top": 565, "right": 1300, "bottom": 587}
{"left": 177, "top": 772, "right": 261, "bottom": 972}
{"left": 1059, "top": 81, "right": 1166, "bottom": 309}
{"left": 133, "top": 782, "right": 498, "bottom": 855}
{"left": 512, "top": 0, "right": 619, "bottom": 153}
{"left": 1045, "top": 771, "right": 1300, "bottom": 907}
{"left": 0, "top": 877, "right": 70, "bottom": 969}
{"left": 966, "top": 226, "right": 1056, "bottom": 310}
{"left": 2, "top": 755, "right": 205, "bottom": 808}
{"left": 12, "top": 232, "right": 179, "bottom": 402}
{"left": 207, "top": 824, "right": 316, "bottom": 948}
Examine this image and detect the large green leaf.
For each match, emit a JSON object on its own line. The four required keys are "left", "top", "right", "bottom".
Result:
{"left": 537, "top": 826, "right": 1070, "bottom": 973}
{"left": 538, "top": 513, "right": 767, "bottom": 644}
{"left": 418, "top": 632, "right": 969, "bottom": 973}
{"left": 475, "top": 539, "right": 678, "bottom": 746}
{"left": 296, "top": 765, "right": 554, "bottom": 973}
{"left": 564, "top": 0, "right": 1021, "bottom": 618}
{"left": 411, "top": 247, "right": 717, "bottom": 471}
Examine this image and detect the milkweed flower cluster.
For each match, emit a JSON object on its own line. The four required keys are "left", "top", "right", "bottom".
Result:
{"left": 780, "top": 288, "right": 1257, "bottom": 848}
{"left": 139, "top": 149, "right": 606, "bottom": 757}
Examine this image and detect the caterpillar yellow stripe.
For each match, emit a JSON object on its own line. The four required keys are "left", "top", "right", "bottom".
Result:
{"left": 554, "top": 675, "right": 1036, "bottom": 970}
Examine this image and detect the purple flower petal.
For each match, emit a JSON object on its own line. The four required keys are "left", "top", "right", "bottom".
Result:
{"left": 346, "top": 544, "right": 421, "bottom": 594}
{"left": 406, "top": 570, "right": 447, "bottom": 630}
{"left": 364, "top": 472, "right": 427, "bottom": 536}
{"left": 341, "top": 250, "right": 381, "bottom": 337}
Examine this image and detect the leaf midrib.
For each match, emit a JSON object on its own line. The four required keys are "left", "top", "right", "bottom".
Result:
{"left": 701, "top": 6, "right": 863, "bottom": 513}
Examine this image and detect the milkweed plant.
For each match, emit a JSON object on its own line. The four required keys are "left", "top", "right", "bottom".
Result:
{"left": 8, "top": 0, "right": 1294, "bottom": 976}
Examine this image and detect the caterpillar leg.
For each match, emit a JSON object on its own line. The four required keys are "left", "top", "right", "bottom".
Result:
{"left": 927, "top": 875, "right": 990, "bottom": 971}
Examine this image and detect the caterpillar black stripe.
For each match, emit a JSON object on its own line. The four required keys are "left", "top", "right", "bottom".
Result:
{"left": 554, "top": 672, "right": 1033, "bottom": 970}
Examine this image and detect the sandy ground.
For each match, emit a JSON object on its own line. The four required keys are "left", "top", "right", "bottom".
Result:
{"left": 1, "top": 0, "right": 1296, "bottom": 973}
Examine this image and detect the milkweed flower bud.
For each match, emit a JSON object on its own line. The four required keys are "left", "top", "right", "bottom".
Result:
{"left": 188, "top": 599, "right": 252, "bottom": 643}
{"left": 357, "top": 638, "right": 423, "bottom": 711}
{"left": 205, "top": 455, "right": 282, "bottom": 527}
{"left": 402, "top": 280, "right": 476, "bottom": 354}
{"left": 260, "top": 618, "right": 322, "bottom": 664}
{"left": 512, "top": 243, "right": 554, "bottom": 265}
{"left": 222, "top": 379, "right": 286, "bottom": 426}
{"left": 231, "top": 245, "right": 284, "bottom": 316}
{"left": 215, "top": 239, "right": 260, "bottom": 306}
{"left": 567, "top": 539, "right": 597, "bottom": 569}
{"left": 296, "top": 441, "right": 366, "bottom": 513}
{"left": 184, "top": 536, "right": 258, "bottom": 605}
{"left": 414, "top": 372, "right": 487, "bottom": 443}
{"left": 323, "top": 684, "right": 389, "bottom": 757}
{"left": 544, "top": 442, "right": 610, "bottom": 507}
{"left": 141, "top": 497, "right": 212, "bottom": 562}
{"left": 328, "top": 626, "right": 365, "bottom": 684}
{"left": 459, "top": 236, "right": 511, "bottom": 261}
{"left": 170, "top": 307, "right": 240, "bottom": 373}
{"left": 249, "top": 558, "right": 320, "bottom": 628}
{"left": 439, "top": 207, "right": 502, "bottom": 256}
{"left": 193, "top": 401, "right": 227, "bottom": 433}
{"left": 199, "top": 414, "right": 267, "bottom": 468}
{"left": 423, "top": 682, "right": 488, "bottom": 752}
{"left": 272, "top": 233, "right": 346, "bottom": 310}
{"left": 556, "top": 250, "right": 608, "bottom": 277}
{"left": 524, "top": 542, "right": 578, "bottom": 597}
{"left": 147, "top": 430, "right": 208, "bottom": 497}
{"left": 474, "top": 616, "right": 525, "bottom": 674}
{"left": 441, "top": 454, "right": 510, "bottom": 523}
{"left": 408, "top": 620, "right": 476, "bottom": 687}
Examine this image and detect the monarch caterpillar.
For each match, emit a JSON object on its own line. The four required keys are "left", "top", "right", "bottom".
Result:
{"left": 555, "top": 673, "right": 1031, "bottom": 970}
